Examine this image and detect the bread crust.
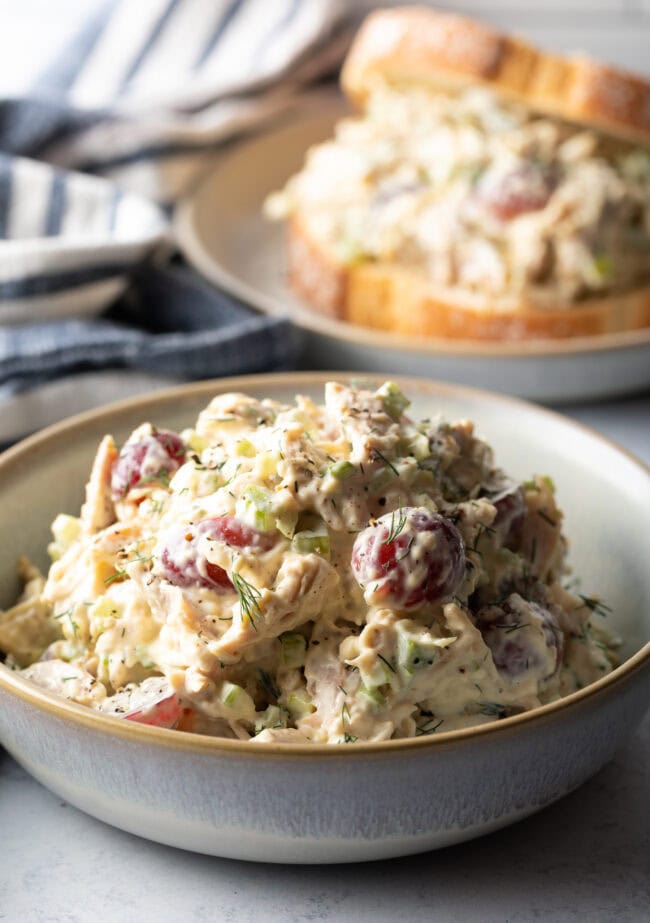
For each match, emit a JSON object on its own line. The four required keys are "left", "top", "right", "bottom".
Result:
{"left": 341, "top": 6, "right": 650, "bottom": 146}
{"left": 287, "top": 216, "right": 650, "bottom": 340}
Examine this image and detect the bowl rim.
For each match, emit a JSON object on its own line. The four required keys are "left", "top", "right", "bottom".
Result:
{"left": 1, "top": 370, "right": 649, "bottom": 758}
{"left": 174, "top": 105, "right": 650, "bottom": 361}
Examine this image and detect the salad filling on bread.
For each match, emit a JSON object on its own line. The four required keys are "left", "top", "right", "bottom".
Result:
{"left": 1, "top": 382, "right": 617, "bottom": 743}
{"left": 266, "top": 6, "right": 650, "bottom": 339}
{"left": 267, "top": 82, "right": 650, "bottom": 308}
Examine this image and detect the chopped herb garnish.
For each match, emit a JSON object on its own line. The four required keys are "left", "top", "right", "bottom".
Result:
{"left": 384, "top": 503, "right": 407, "bottom": 544}
{"left": 416, "top": 718, "right": 444, "bottom": 736}
{"left": 372, "top": 449, "right": 399, "bottom": 477}
{"left": 378, "top": 653, "right": 396, "bottom": 674}
{"left": 577, "top": 595, "right": 611, "bottom": 618}
{"left": 258, "top": 669, "right": 280, "bottom": 701}
{"left": 478, "top": 701, "right": 509, "bottom": 719}
{"left": 232, "top": 572, "right": 263, "bottom": 630}
{"left": 472, "top": 523, "right": 496, "bottom": 551}
{"left": 133, "top": 467, "right": 171, "bottom": 491}
{"left": 130, "top": 542, "right": 153, "bottom": 565}
{"left": 341, "top": 700, "right": 357, "bottom": 743}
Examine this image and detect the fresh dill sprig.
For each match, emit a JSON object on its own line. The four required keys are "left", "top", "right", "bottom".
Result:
{"left": 258, "top": 669, "right": 280, "bottom": 701}
{"left": 577, "top": 595, "right": 611, "bottom": 618}
{"left": 130, "top": 542, "right": 153, "bottom": 565}
{"left": 395, "top": 536, "right": 414, "bottom": 563}
{"left": 232, "top": 572, "right": 263, "bottom": 631}
{"left": 104, "top": 570, "right": 127, "bottom": 585}
{"left": 340, "top": 700, "right": 358, "bottom": 743}
{"left": 132, "top": 467, "right": 171, "bottom": 491}
{"left": 416, "top": 718, "right": 444, "bottom": 736}
{"left": 372, "top": 449, "right": 399, "bottom": 477}
{"left": 377, "top": 653, "right": 396, "bottom": 674}
{"left": 478, "top": 701, "right": 509, "bottom": 719}
{"left": 494, "top": 622, "right": 529, "bottom": 634}
{"left": 472, "top": 523, "right": 496, "bottom": 551}
{"left": 384, "top": 503, "right": 407, "bottom": 544}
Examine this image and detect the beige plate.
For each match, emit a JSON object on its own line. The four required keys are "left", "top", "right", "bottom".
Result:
{"left": 175, "top": 93, "right": 650, "bottom": 404}
{"left": 0, "top": 373, "right": 649, "bottom": 862}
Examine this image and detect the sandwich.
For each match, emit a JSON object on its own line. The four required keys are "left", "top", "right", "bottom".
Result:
{"left": 265, "top": 6, "right": 650, "bottom": 340}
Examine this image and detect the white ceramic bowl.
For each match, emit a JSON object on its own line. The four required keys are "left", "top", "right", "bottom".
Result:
{"left": 1, "top": 373, "right": 649, "bottom": 864}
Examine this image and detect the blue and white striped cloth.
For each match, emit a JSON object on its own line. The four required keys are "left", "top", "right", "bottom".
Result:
{"left": 0, "top": 0, "right": 350, "bottom": 442}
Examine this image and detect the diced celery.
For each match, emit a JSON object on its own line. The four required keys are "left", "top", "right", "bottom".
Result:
{"left": 275, "top": 509, "right": 298, "bottom": 540}
{"left": 171, "top": 462, "right": 222, "bottom": 497}
{"left": 328, "top": 460, "right": 355, "bottom": 480}
{"left": 255, "top": 450, "right": 279, "bottom": 480}
{"left": 183, "top": 430, "right": 209, "bottom": 454}
{"left": 254, "top": 705, "right": 287, "bottom": 733}
{"left": 280, "top": 632, "right": 307, "bottom": 668}
{"left": 48, "top": 514, "right": 82, "bottom": 561}
{"left": 407, "top": 432, "right": 430, "bottom": 461}
{"left": 134, "top": 643, "right": 156, "bottom": 670}
{"left": 524, "top": 475, "right": 555, "bottom": 494}
{"left": 292, "top": 530, "right": 330, "bottom": 556}
{"left": 378, "top": 382, "right": 410, "bottom": 421}
{"left": 593, "top": 253, "right": 613, "bottom": 281}
{"left": 88, "top": 597, "right": 121, "bottom": 637}
{"left": 238, "top": 486, "right": 275, "bottom": 532}
{"left": 236, "top": 439, "right": 256, "bottom": 458}
{"left": 359, "top": 683, "right": 384, "bottom": 706}
{"left": 397, "top": 634, "right": 438, "bottom": 675}
{"left": 286, "top": 690, "right": 315, "bottom": 719}
{"left": 220, "top": 682, "right": 256, "bottom": 721}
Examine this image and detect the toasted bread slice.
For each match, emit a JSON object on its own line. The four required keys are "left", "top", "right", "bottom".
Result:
{"left": 287, "top": 215, "right": 650, "bottom": 340}
{"left": 341, "top": 6, "right": 650, "bottom": 147}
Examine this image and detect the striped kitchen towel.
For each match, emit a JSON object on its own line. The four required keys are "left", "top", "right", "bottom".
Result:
{"left": 0, "top": 0, "right": 351, "bottom": 442}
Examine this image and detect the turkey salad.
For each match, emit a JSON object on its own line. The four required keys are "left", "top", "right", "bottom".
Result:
{"left": 266, "top": 84, "right": 650, "bottom": 308}
{"left": 0, "top": 381, "right": 616, "bottom": 743}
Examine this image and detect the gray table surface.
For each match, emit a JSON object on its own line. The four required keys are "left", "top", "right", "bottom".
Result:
{"left": 2, "top": 392, "right": 649, "bottom": 923}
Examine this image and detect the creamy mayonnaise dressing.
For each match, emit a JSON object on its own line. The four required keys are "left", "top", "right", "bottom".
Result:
{"left": 266, "top": 84, "right": 650, "bottom": 307}
{"left": 0, "top": 382, "right": 616, "bottom": 743}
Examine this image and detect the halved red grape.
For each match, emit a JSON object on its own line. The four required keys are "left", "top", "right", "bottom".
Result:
{"left": 158, "top": 516, "right": 276, "bottom": 590}
{"left": 351, "top": 507, "right": 465, "bottom": 610}
{"left": 102, "top": 678, "right": 183, "bottom": 729}
{"left": 477, "top": 163, "right": 555, "bottom": 222}
{"left": 111, "top": 429, "right": 185, "bottom": 499}
{"left": 478, "top": 595, "right": 563, "bottom": 680}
